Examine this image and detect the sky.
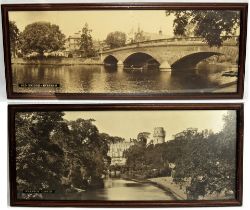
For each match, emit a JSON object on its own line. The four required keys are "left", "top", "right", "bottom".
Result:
{"left": 63, "top": 110, "right": 233, "bottom": 141}
{"left": 9, "top": 10, "right": 175, "bottom": 40}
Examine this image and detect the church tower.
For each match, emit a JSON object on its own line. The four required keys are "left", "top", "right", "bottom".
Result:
{"left": 153, "top": 127, "right": 166, "bottom": 144}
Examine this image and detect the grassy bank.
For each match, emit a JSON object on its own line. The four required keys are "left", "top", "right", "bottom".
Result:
{"left": 213, "top": 81, "right": 237, "bottom": 92}
{"left": 12, "top": 57, "right": 102, "bottom": 65}
{"left": 149, "top": 177, "right": 187, "bottom": 200}
{"left": 121, "top": 176, "right": 183, "bottom": 200}
{"left": 148, "top": 177, "right": 234, "bottom": 200}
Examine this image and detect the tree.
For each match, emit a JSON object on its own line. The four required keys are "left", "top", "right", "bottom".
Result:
{"left": 9, "top": 21, "right": 20, "bottom": 58}
{"left": 106, "top": 31, "right": 127, "bottom": 49}
{"left": 15, "top": 112, "right": 65, "bottom": 198}
{"left": 172, "top": 130, "right": 219, "bottom": 199}
{"left": 124, "top": 138, "right": 172, "bottom": 179}
{"left": 67, "top": 118, "right": 110, "bottom": 188}
{"left": 79, "top": 23, "right": 96, "bottom": 57}
{"left": 16, "top": 112, "right": 112, "bottom": 198}
{"left": 124, "top": 142, "right": 147, "bottom": 177}
{"left": 20, "top": 22, "right": 65, "bottom": 56}
{"left": 166, "top": 10, "right": 240, "bottom": 46}
{"left": 171, "top": 116, "right": 236, "bottom": 200}
{"left": 212, "top": 111, "right": 237, "bottom": 194}
{"left": 100, "top": 133, "right": 125, "bottom": 144}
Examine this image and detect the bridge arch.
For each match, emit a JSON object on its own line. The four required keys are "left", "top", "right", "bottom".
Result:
{"left": 123, "top": 52, "right": 160, "bottom": 69}
{"left": 171, "top": 52, "right": 223, "bottom": 70}
{"left": 103, "top": 55, "right": 118, "bottom": 66}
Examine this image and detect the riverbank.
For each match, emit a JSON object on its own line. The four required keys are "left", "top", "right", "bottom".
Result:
{"left": 148, "top": 177, "right": 234, "bottom": 200}
{"left": 121, "top": 176, "right": 184, "bottom": 200}
{"left": 212, "top": 81, "right": 237, "bottom": 92}
{"left": 198, "top": 61, "right": 237, "bottom": 69}
{"left": 12, "top": 57, "right": 102, "bottom": 65}
{"left": 148, "top": 177, "right": 187, "bottom": 200}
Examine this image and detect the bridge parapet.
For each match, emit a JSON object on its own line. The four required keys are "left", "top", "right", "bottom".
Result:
{"left": 101, "top": 36, "right": 238, "bottom": 54}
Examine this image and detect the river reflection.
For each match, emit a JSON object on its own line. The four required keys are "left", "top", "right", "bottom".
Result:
{"left": 47, "top": 178, "right": 174, "bottom": 201}
{"left": 12, "top": 64, "right": 237, "bottom": 93}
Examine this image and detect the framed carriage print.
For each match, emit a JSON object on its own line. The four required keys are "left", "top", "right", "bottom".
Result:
{"left": 9, "top": 103, "right": 243, "bottom": 207}
{"left": 1, "top": 3, "right": 247, "bottom": 99}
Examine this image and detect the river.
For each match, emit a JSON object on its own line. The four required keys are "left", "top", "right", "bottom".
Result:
{"left": 12, "top": 63, "right": 237, "bottom": 93}
{"left": 58, "top": 178, "right": 175, "bottom": 200}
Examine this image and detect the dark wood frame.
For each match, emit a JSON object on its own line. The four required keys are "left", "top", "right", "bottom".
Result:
{"left": 8, "top": 103, "right": 243, "bottom": 207}
{"left": 2, "top": 3, "right": 248, "bottom": 100}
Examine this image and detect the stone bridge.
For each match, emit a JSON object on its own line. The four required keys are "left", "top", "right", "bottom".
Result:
{"left": 100, "top": 37, "right": 239, "bottom": 71}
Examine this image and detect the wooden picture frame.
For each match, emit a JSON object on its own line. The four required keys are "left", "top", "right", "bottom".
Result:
{"left": 2, "top": 3, "right": 248, "bottom": 99}
{"left": 8, "top": 103, "right": 243, "bottom": 207}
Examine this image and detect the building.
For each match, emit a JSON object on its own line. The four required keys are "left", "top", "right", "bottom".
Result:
{"left": 141, "top": 30, "right": 170, "bottom": 41}
{"left": 66, "top": 31, "right": 81, "bottom": 51}
{"left": 146, "top": 127, "right": 166, "bottom": 145}
{"left": 127, "top": 26, "right": 171, "bottom": 44}
{"left": 63, "top": 31, "right": 103, "bottom": 58}
{"left": 152, "top": 127, "right": 166, "bottom": 144}
{"left": 63, "top": 31, "right": 82, "bottom": 57}
{"left": 108, "top": 127, "right": 166, "bottom": 166}
{"left": 108, "top": 141, "right": 134, "bottom": 166}
{"left": 173, "top": 128, "right": 198, "bottom": 140}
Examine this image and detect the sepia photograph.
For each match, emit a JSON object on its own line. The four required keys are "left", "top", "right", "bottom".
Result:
{"left": 2, "top": 3, "right": 247, "bottom": 99}
{"left": 8, "top": 104, "right": 243, "bottom": 207}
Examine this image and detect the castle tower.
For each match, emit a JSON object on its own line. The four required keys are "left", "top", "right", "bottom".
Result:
{"left": 153, "top": 127, "right": 166, "bottom": 144}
